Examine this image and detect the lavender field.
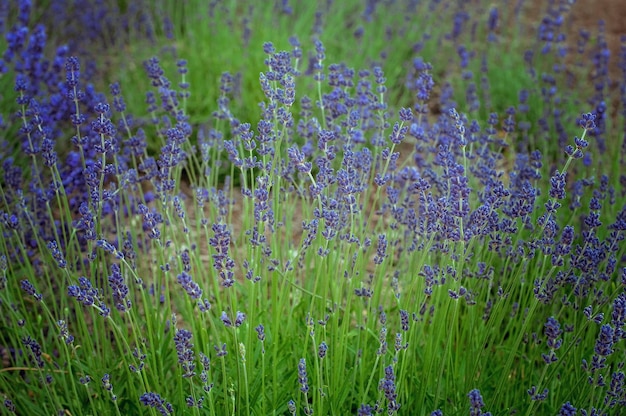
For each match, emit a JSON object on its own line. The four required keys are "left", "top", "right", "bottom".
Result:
{"left": 0, "top": 1, "right": 625, "bottom": 415}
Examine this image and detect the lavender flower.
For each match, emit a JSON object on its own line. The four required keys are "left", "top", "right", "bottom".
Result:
{"left": 373, "top": 66, "right": 386, "bottom": 94}
{"left": 594, "top": 324, "right": 615, "bottom": 357}
{"left": 129, "top": 347, "right": 146, "bottom": 373}
{"left": 57, "top": 320, "right": 74, "bottom": 345}
{"left": 542, "top": 316, "right": 563, "bottom": 364}
{"left": 373, "top": 234, "right": 387, "bottom": 265}
{"left": 110, "top": 82, "right": 126, "bottom": 113}
{"left": 400, "top": 310, "right": 409, "bottom": 331}
{"left": 584, "top": 305, "right": 604, "bottom": 325}
{"left": 313, "top": 38, "right": 325, "bottom": 81}
{"left": 578, "top": 112, "right": 596, "bottom": 130}
{"left": 389, "top": 120, "right": 408, "bottom": 145}
{"left": 67, "top": 277, "right": 110, "bottom": 317}
{"left": 73, "top": 202, "right": 97, "bottom": 240}
{"left": 398, "top": 107, "right": 413, "bottom": 123}
{"left": 3, "top": 399, "right": 16, "bottom": 413}
{"left": 127, "top": 128, "right": 147, "bottom": 158}
{"left": 379, "top": 365, "right": 400, "bottom": 413}
{"left": 138, "top": 203, "right": 162, "bottom": 241}
{"left": 97, "top": 239, "right": 124, "bottom": 260}
{"left": 528, "top": 385, "right": 549, "bottom": 401}
{"left": 318, "top": 341, "right": 328, "bottom": 359}
{"left": 487, "top": 6, "right": 498, "bottom": 32}
{"left": 611, "top": 293, "right": 625, "bottom": 342}
{"left": 198, "top": 298, "right": 211, "bottom": 312}
{"left": 545, "top": 317, "right": 563, "bottom": 350}
{"left": 358, "top": 404, "right": 373, "bottom": 416}
{"left": 47, "top": 240, "right": 66, "bottom": 268}
{"left": 67, "top": 277, "right": 98, "bottom": 307}
{"left": 180, "top": 249, "right": 191, "bottom": 272}
{"left": 143, "top": 56, "right": 167, "bottom": 88}
{"left": 176, "top": 271, "right": 202, "bottom": 300}
{"left": 377, "top": 326, "right": 388, "bottom": 356}
{"left": 65, "top": 56, "right": 81, "bottom": 95}
{"left": 91, "top": 102, "right": 116, "bottom": 154}
{"left": 199, "top": 352, "right": 214, "bottom": 392}
{"left": 172, "top": 195, "right": 186, "bottom": 221}
{"left": 139, "top": 392, "right": 173, "bottom": 415}
{"left": 220, "top": 311, "right": 233, "bottom": 327}
{"left": 288, "top": 400, "right": 297, "bottom": 415}
{"left": 394, "top": 332, "right": 408, "bottom": 352}
{"left": 298, "top": 358, "right": 309, "bottom": 393}
{"left": 234, "top": 311, "right": 246, "bottom": 327}
{"left": 186, "top": 395, "right": 204, "bottom": 408}
{"left": 549, "top": 170, "right": 566, "bottom": 200}
{"left": 209, "top": 223, "right": 235, "bottom": 287}
{"left": 40, "top": 136, "right": 57, "bottom": 169}
{"left": 174, "top": 328, "right": 196, "bottom": 378}
{"left": 101, "top": 373, "right": 116, "bottom": 401}
{"left": 559, "top": 401, "right": 576, "bottom": 416}
{"left": 605, "top": 371, "right": 625, "bottom": 407}
{"left": 255, "top": 324, "right": 266, "bottom": 342}
{"left": 468, "top": 389, "right": 491, "bottom": 416}
{"left": 20, "top": 279, "right": 42, "bottom": 301}
{"left": 287, "top": 145, "right": 312, "bottom": 173}
{"left": 211, "top": 343, "right": 227, "bottom": 358}
{"left": 22, "top": 335, "right": 44, "bottom": 368}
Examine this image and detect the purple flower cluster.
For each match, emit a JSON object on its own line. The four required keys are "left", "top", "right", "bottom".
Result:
{"left": 107, "top": 263, "right": 130, "bottom": 312}
{"left": 57, "top": 319, "right": 74, "bottom": 345}
{"left": 20, "top": 279, "right": 42, "bottom": 301}
{"left": 209, "top": 223, "right": 235, "bottom": 287}
{"left": 468, "top": 389, "right": 491, "bottom": 416}
{"left": 542, "top": 316, "right": 563, "bottom": 364}
{"left": 67, "top": 277, "right": 110, "bottom": 317}
{"left": 22, "top": 335, "right": 45, "bottom": 368}
{"left": 101, "top": 373, "right": 116, "bottom": 401}
{"left": 220, "top": 310, "right": 246, "bottom": 328}
{"left": 318, "top": 341, "right": 328, "bottom": 359}
{"left": 3, "top": 399, "right": 16, "bottom": 413}
{"left": 138, "top": 203, "right": 163, "bottom": 241}
{"left": 173, "top": 328, "right": 196, "bottom": 378}
{"left": 199, "top": 352, "right": 214, "bottom": 393}
{"left": 214, "top": 343, "right": 227, "bottom": 357}
{"left": 176, "top": 271, "right": 202, "bottom": 300}
{"left": 379, "top": 365, "right": 400, "bottom": 413}
{"left": 139, "top": 392, "right": 173, "bottom": 415}
{"left": 297, "top": 358, "right": 309, "bottom": 394}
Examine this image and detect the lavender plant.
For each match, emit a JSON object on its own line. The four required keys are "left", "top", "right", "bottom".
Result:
{"left": 1, "top": 1, "right": 625, "bottom": 415}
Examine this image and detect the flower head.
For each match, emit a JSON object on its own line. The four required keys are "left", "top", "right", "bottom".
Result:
{"left": 174, "top": 328, "right": 196, "bottom": 378}
{"left": 298, "top": 358, "right": 309, "bottom": 393}
{"left": 468, "top": 389, "right": 491, "bottom": 416}
{"left": 139, "top": 392, "right": 173, "bottom": 415}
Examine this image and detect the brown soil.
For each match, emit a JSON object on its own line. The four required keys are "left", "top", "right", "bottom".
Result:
{"left": 525, "top": 0, "right": 626, "bottom": 81}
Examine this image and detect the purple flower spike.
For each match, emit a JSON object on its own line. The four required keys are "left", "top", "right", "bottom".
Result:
{"left": 468, "top": 389, "right": 491, "bottom": 416}
{"left": 139, "top": 392, "right": 173, "bottom": 415}
{"left": 221, "top": 311, "right": 232, "bottom": 327}
{"left": 234, "top": 311, "right": 246, "bottom": 327}
{"left": 298, "top": 358, "right": 310, "bottom": 394}
{"left": 174, "top": 328, "right": 196, "bottom": 378}
{"left": 379, "top": 365, "right": 400, "bottom": 413}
